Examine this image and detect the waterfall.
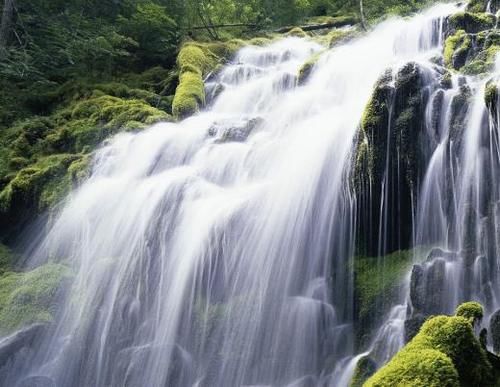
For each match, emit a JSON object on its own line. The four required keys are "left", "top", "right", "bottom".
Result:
{"left": 0, "top": 3, "right": 465, "bottom": 387}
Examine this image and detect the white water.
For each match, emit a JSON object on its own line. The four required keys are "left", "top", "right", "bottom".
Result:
{"left": 1, "top": 3, "right": 465, "bottom": 387}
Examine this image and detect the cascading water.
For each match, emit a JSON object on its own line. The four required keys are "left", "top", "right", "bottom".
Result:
{"left": 0, "top": 3, "right": 470, "bottom": 387}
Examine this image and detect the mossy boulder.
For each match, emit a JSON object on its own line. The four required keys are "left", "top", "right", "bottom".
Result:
{"left": 365, "top": 303, "right": 494, "bottom": 387}
{"left": 0, "top": 263, "right": 73, "bottom": 335}
{"left": 448, "top": 12, "right": 496, "bottom": 34}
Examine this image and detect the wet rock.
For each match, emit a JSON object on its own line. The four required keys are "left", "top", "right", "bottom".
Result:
{"left": 16, "top": 376, "right": 56, "bottom": 387}
{"left": 426, "top": 247, "right": 456, "bottom": 262}
{"left": 409, "top": 258, "right": 446, "bottom": 316}
{"left": 354, "top": 63, "right": 431, "bottom": 255}
{"left": 112, "top": 344, "right": 195, "bottom": 386}
{"left": 410, "top": 264, "right": 425, "bottom": 312}
{"left": 205, "top": 83, "right": 225, "bottom": 104}
{"left": 490, "top": 309, "right": 500, "bottom": 354}
{"left": 404, "top": 313, "right": 427, "bottom": 342}
{"left": 0, "top": 323, "right": 48, "bottom": 369}
{"left": 208, "top": 117, "right": 263, "bottom": 143}
{"left": 350, "top": 355, "right": 377, "bottom": 387}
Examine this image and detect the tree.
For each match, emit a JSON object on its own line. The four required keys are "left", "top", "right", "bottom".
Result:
{"left": 359, "top": 0, "right": 368, "bottom": 30}
{"left": 0, "top": 0, "right": 15, "bottom": 52}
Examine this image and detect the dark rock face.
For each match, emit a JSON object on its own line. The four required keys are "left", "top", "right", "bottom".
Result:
{"left": 409, "top": 258, "right": 446, "bottom": 316}
{"left": 404, "top": 314, "right": 428, "bottom": 342}
{"left": 490, "top": 309, "right": 500, "bottom": 354}
{"left": 354, "top": 63, "right": 432, "bottom": 256}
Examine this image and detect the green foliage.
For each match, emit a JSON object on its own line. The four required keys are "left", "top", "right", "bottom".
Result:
{"left": 365, "top": 304, "right": 494, "bottom": 387}
{"left": 0, "top": 263, "right": 73, "bottom": 334}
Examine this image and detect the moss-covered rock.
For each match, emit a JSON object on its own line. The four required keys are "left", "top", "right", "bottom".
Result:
{"left": 297, "top": 51, "right": 324, "bottom": 85}
{"left": 365, "top": 303, "right": 494, "bottom": 387}
{"left": 0, "top": 263, "right": 73, "bottom": 335}
{"left": 444, "top": 30, "right": 472, "bottom": 70}
{"left": 354, "top": 63, "right": 428, "bottom": 255}
{"left": 467, "top": 0, "right": 499, "bottom": 13}
{"left": 448, "top": 12, "right": 496, "bottom": 34}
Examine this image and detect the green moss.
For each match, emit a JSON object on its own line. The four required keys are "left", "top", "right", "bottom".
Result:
{"left": 354, "top": 250, "right": 413, "bottom": 324}
{"left": 0, "top": 263, "right": 73, "bottom": 334}
{"left": 365, "top": 303, "right": 494, "bottom": 387}
{"left": 455, "top": 301, "right": 483, "bottom": 324}
{"left": 448, "top": 12, "right": 496, "bottom": 34}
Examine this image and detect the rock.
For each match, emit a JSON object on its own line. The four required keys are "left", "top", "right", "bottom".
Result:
{"left": 404, "top": 314, "right": 428, "bottom": 342}
{"left": 349, "top": 355, "right": 377, "bottom": 387}
{"left": 426, "top": 247, "right": 456, "bottom": 262}
{"left": 208, "top": 117, "right": 263, "bottom": 143}
{"left": 490, "top": 309, "right": 500, "bottom": 354}
{"left": 354, "top": 63, "right": 431, "bottom": 255}
{"left": 410, "top": 264, "right": 425, "bottom": 313}
{"left": 0, "top": 323, "right": 48, "bottom": 369}
{"left": 112, "top": 344, "right": 195, "bottom": 386}
{"left": 16, "top": 376, "right": 56, "bottom": 387}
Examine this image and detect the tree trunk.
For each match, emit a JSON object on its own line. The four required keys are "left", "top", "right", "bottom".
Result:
{"left": 359, "top": 0, "right": 368, "bottom": 31}
{"left": 0, "top": 0, "right": 15, "bottom": 50}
